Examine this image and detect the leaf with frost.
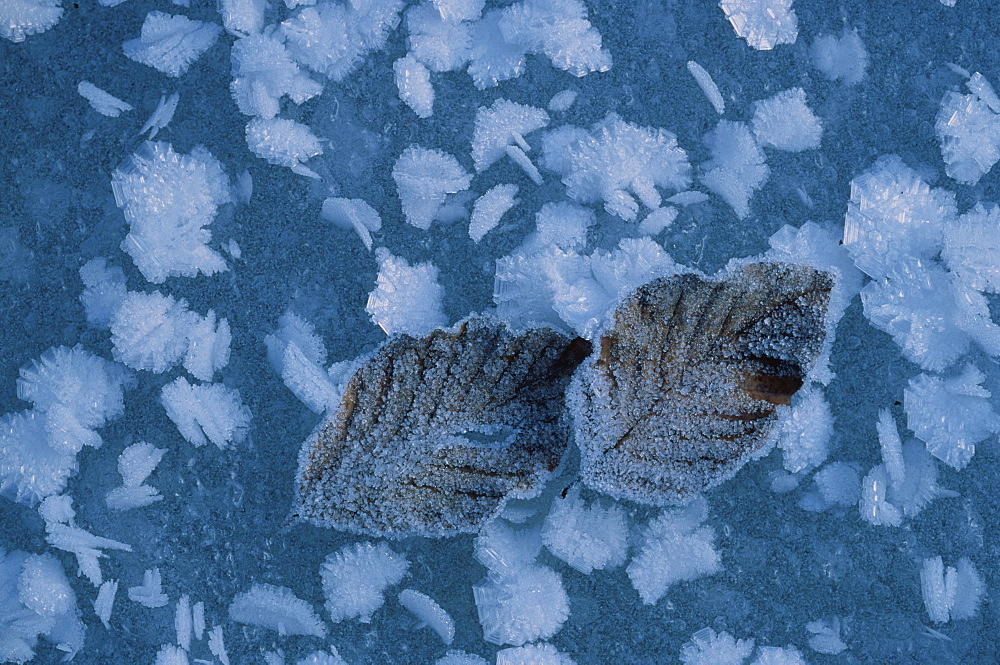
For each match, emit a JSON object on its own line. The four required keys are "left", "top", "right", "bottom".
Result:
{"left": 294, "top": 316, "right": 591, "bottom": 537}
{"left": 571, "top": 261, "right": 834, "bottom": 505}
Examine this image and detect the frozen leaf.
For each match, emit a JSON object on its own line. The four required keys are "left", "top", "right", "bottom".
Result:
{"left": 571, "top": 261, "right": 834, "bottom": 505}
{"left": 294, "top": 316, "right": 591, "bottom": 537}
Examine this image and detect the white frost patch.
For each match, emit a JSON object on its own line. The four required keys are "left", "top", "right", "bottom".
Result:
{"left": 436, "top": 651, "right": 488, "bottom": 665}
{"left": 128, "top": 568, "right": 169, "bottom": 608}
{"left": 680, "top": 628, "right": 754, "bottom": 665}
{"left": 105, "top": 442, "right": 166, "bottom": 511}
{"left": 246, "top": 117, "right": 323, "bottom": 178}
{"left": 366, "top": 248, "right": 447, "bottom": 336}
{"left": 496, "top": 643, "right": 576, "bottom": 665}
{"left": 1, "top": 0, "right": 62, "bottom": 43}
{"left": 920, "top": 556, "right": 984, "bottom": 623}
{"left": 398, "top": 589, "right": 454, "bottom": 645}
{"left": 751, "top": 88, "right": 822, "bottom": 152}
{"left": 842, "top": 154, "right": 956, "bottom": 281}
{"left": 154, "top": 645, "right": 188, "bottom": 665}
{"left": 472, "top": 99, "right": 549, "bottom": 173}
{"left": 79, "top": 259, "right": 127, "bottom": 329}
{"left": 393, "top": 146, "right": 472, "bottom": 230}
{"left": 638, "top": 206, "right": 678, "bottom": 236}
{"left": 686, "top": 61, "right": 725, "bottom": 114}
{"left": 749, "top": 646, "right": 806, "bottom": 664}
{"left": 700, "top": 120, "right": 768, "bottom": 219}
{"left": 473, "top": 563, "right": 569, "bottom": 646}
{"left": 321, "top": 542, "right": 409, "bottom": 623}
{"left": 548, "top": 90, "right": 577, "bottom": 113}
{"left": 801, "top": 462, "right": 860, "bottom": 511}
{"left": 541, "top": 486, "right": 628, "bottom": 574}
{"left": 811, "top": 29, "right": 867, "bottom": 85}
{"left": 466, "top": 10, "right": 527, "bottom": 89}
{"left": 208, "top": 626, "right": 230, "bottom": 665}
{"left": 470, "top": 184, "right": 519, "bottom": 243}
{"left": 394, "top": 54, "right": 434, "bottom": 118}
{"left": 719, "top": 0, "right": 798, "bottom": 50}
{"left": 228, "top": 583, "right": 327, "bottom": 637}
{"left": 626, "top": 498, "right": 721, "bottom": 604}
{"left": 265, "top": 311, "right": 340, "bottom": 414}
{"left": 904, "top": 366, "right": 1000, "bottom": 470}
{"left": 936, "top": 72, "right": 1000, "bottom": 185}
{"left": 542, "top": 113, "right": 690, "bottom": 221}
{"left": 175, "top": 594, "right": 192, "bottom": 651}
{"left": 322, "top": 197, "right": 382, "bottom": 251}
{"left": 407, "top": 4, "right": 472, "bottom": 73}
{"left": 218, "top": 0, "right": 265, "bottom": 37}
{"left": 123, "top": 11, "right": 222, "bottom": 77}
{"left": 858, "top": 464, "right": 901, "bottom": 527}
{"left": 777, "top": 386, "right": 832, "bottom": 473}
{"left": 161, "top": 377, "right": 251, "bottom": 449}
{"left": 112, "top": 141, "right": 231, "bottom": 284}
{"left": 78, "top": 81, "right": 133, "bottom": 117}
{"left": 942, "top": 203, "right": 1000, "bottom": 294}
{"left": 499, "top": 0, "right": 611, "bottom": 76}
{"left": 41, "top": 496, "right": 131, "bottom": 586}
{"left": 230, "top": 34, "right": 322, "bottom": 118}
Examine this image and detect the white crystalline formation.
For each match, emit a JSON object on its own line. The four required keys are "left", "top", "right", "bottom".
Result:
{"left": 0, "top": 0, "right": 63, "bottom": 43}
{"left": 936, "top": 72, "right": 1000, "bottom": 185}
{"left": 542, "top": 113, "right": 691, "bottom": 221}
{"left": 393, "top": 146, "right": 472, "bottom": 230}
{"left": 123, "top": 11, "right": 222, "bottom": 78}
{"left": 230, "top": 33, "right": 323, "bottom": 119}
{"left": 245, "top": 116, "right": 324, "bottom": 178}
{"left": 228, "top": 583, "right": 327, "bottom": 637}
{"left": 700, "top": 120, "right": 769, "bottom": 219}
{"left": 112, "top": 141, "right": 231, "bottom": 284}
{"left": 321, "top": 542, "right": 409, "bottom": 623}
{"left": 719, "top": 0, "right": 798, "bottom": 51}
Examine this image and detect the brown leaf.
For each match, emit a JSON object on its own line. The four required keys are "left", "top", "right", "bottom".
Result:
{"left": 295, "top": 317, "right": 591, "bottom": 537}
{"left": 571, "top": 261, "right": 834, "bottom": 505}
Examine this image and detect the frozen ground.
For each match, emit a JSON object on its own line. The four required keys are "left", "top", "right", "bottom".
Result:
{"left": 0, "top": 0, "right": 998, "bottom": 663}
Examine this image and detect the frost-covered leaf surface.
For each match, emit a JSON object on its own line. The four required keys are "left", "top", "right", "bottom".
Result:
{"left": 295, "top": 317, "right": 591, "bottom": 536}
{"left": 572, "top": 261, "right": 834, "bottom": 505}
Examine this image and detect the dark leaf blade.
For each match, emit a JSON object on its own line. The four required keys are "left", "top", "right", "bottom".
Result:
{"left": 295, "top": 317, "right": 590, "bottom": 537}
{"left": 572, "top": 261, "right": 834, "bottom": 506}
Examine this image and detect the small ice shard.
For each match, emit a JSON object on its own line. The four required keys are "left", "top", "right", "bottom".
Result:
{"left": 228, "top": 583, "right": 327, "bottom": 637}
{"left": 93, "top": 580, "right": 118, "bottom": 629}
{"left": 686, "top": 61, "right": 725, "bottom": 114}
{"left": 392, "top": 146, "right": 472, "bottom": 230}
{"left": 1, "top": 0, "right": 63, "bottom": 43}
{"left": 751, "top": 88, "right": 822, "bottom": 152}
{"left": 638, "top": 206, "right": 678, "bottom": 236}
{"left": 470, "top": 184, "right": 519, "bottom": 242}
{"left": 245, "top": 117, "right": 323, "bottom": 178}
{"left": 811, "top": 29, "right": 867, "bottom": 85}
{"left": 294, "top": 316, "right": 591, "bottom": 537}
{"left": 700, "top": 120, "right": 769, "bottom": 219}
{"left": 41, "top": 496, "right": 132, "bottom": 586}
{"left": 78, "top": 81, "right": 133, "bottom": 117}
{"left": 321, "top": 541, "right": 409, "bottom": 623}
{"left": 139, "top": 92, "right": 180, "bottom": 139}
{"left": 570, "top": 261, "right": 834, "bottom": 505}
{"left": 105, "top": 442, "right": 167, "bottom": 510}
{"left": 321, "top": 197, "right": 382, "bottom": 251}
{"left": 407, "top": 3, "right": 472, "bottom": 72}
{"left": 935, "top": 72, "right": 1000, "bottom": 185}
{"left": 208, "top": 626, "right": 229, "bottom": 665}
{"left": 472, "top": 99, "right": 549, "bottom": 174}
{"left": 394, "top": 54, "right": 434, "bottom": 118}
{"left": 123, "top": 11, "right": 222, "bottom": 77}
{"left": 805, "top": 617, "right": 847, "bottom": 655}
{"left": 548, "top": 90, "right": 577, "bottom": 113}
{"left": 128, "top": 568, "right": 168, "bottom": 608}
{"left": 680, "top": 627, "right": 754, "bottom": 665}
{"left": 398, "top": 589, "right": 454, "bottom": 644}
{"left": 230, "top": 34, "right": 322, "bottom": 118}
{"left": 718, "top": 0, "right": 798, "bottom": 51}
{"left": 542, "top": 113, "right": 690, "bottom": 221}
{"left": 366, "top": 248, "right": 447, "bottom": 337}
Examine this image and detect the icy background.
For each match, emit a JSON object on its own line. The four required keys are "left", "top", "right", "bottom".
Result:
{"left": 1, "top": 0, "right": 999, "bottom": 663}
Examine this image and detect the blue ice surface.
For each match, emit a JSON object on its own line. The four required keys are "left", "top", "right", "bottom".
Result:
{"left": 1, "top": 0, "right": 999, "bottom": 663}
